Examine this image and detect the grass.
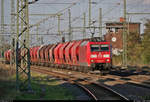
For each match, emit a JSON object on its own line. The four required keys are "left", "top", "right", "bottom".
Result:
{"left": 0, "top": 64, "right": 75, "bottom": 100}
{"left": 139, "top": 96, "right": 150, "bottom": 100}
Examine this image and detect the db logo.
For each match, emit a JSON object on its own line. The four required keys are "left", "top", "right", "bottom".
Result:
{"left": 98, "top": 53, "right": 102, "bottom": 58}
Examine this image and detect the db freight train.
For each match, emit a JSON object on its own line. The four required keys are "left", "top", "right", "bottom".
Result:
{"left": 4, "top": 37, "right": 112, "bottom": 73}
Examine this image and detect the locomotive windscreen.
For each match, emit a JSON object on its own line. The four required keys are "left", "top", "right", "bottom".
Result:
{"left": 91, "top": 45, "right": 100, "bottom": 52}
{"left": 100, "top": 44, "right": 109, "bottom": 51}
{"left": 90, "top": 44, "right": 109, "bottom": 52}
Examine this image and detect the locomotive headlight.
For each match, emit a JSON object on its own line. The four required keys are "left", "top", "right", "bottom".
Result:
{"left": 91, "top": 60, "right": 94, "bottom": 62}
{"left": 106, "top": 59, "right": 110, "bottom": 62}
{"left": 91, "top": 54, "right": 97, "bottom": 58}
{"left": 103, "top": 54, "right": 110, "bottom": 58}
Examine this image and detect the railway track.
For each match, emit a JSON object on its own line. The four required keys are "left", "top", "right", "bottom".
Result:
{"left": 32, "top": 64, "right": 150, "bottom": 89}
{"left": 1, "top": 62, "right": 150, "bottom": 90}
{"left": 99, "top": 74, "right": 150, "bottom": 89}
{"left": 1, "top": 63, "right": 150, "bottom": 100}
{"left": 31, "top": 66, "right": 129, "bottom": 100}
{"left": 30, "top": 65, "right": 150, "bottom": 100}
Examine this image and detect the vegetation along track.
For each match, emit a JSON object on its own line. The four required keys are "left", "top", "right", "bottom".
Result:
{"left": 31, "top": 66, "right": 129, "bottom": 100}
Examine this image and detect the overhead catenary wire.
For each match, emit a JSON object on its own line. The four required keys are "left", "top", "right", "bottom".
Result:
{"left": 36, "top": 2, "right": 85, "bottom": 36}
{"left": 30, "top": 0, "right": 80, "bottom": 28}
{"left": 34, "top": 3, "right": 75, "bottom": 5}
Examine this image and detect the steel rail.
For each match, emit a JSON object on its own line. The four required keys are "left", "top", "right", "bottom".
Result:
{"left": 74, "top": 83, "right": 98, "bottom": 100}
{"left": 31, "top": 65, "right": 150, "bottom": 91}
{"left": 92, "top": 82, "right": 129, "bottom": 100}
{"left": 31, "top": 66, "right": 129, "bottom": 100}
{"left": 31, "top": 67, "right": 97, "bottom": 100}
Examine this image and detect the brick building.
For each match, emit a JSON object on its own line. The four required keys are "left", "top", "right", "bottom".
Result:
{"left": 104, "top": 18, "right": 140, "bottom": 55}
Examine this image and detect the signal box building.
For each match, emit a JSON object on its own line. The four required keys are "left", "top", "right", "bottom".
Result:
{"left": 104, "top": 18, "right": 140, "bottom": 55}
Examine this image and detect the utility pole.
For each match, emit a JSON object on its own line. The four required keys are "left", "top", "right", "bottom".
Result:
{"left": 36, "top": 24, "right": 40, "bottom": 45}
{"left": 58, "top": 14, "right": 61, "bottom": 35}
{"left": 122, "top": 0, "right": 127, "bottom": 69}
{"left": 20, "top": 1, "right": 25, "bottom": 69}
{"left": 41, "top": 36, "right": 44, "bottom": 44}
{"left": 88, "top": 0, "right": 97, "bottom": 38}
{"left": 99, "top": 8, "right": 102, "bottom": 37}
{"left": 16, "top": 0, "right": 31, "bottom": 91}
{"left": 89, "top": 0, "right": 91, "bottom": 27}
{"left": 10, "top": 0, "right": 15, "bottom": 69}
{"left": 68, "top": 9, "right": 72, "bottom": 41}
{"left": 83, "top": 12, "right": 86, "bottom": 38}
{"left": 1, "top": 0, "right": 4, "bottom": 59}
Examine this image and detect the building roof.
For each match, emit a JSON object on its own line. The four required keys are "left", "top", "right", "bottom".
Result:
{"left": 105, "top": 22, "right": 141, "bottom": 25}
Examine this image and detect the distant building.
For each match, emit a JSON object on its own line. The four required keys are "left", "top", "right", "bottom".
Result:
{"left": 104, "top": 18, "right": 140, "bottom": 55}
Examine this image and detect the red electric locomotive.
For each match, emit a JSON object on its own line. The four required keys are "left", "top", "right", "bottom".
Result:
{"left": 33, "top": 37, "right": 112, "bottom": 73}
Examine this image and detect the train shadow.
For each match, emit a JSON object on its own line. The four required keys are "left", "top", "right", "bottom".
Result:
{"left": 97, "top": 65, "right": 150, "bottom": 100}
{"left": 98, "top": 78, "right": 116, "bottom": 83}
{"left": 97, "top": 78, "right": 150, "bottom": 100}
{"left": 29, "top": 76, "right": 91, "bottom": 100}
{"left": 0, "top": 79, "right": 16, "bottom": 100}
{"left": 109, "top": 66, "right": 150, "bottom": 77}
{"left": 0, "top": 75, "right": 89, "bottom": 100}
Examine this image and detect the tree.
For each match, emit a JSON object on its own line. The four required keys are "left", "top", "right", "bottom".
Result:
{"left": 127, "top": 31, "right": 142, "bottom": 65}
{"left": 141, "top": 19, "right": 150, "bottom": 64}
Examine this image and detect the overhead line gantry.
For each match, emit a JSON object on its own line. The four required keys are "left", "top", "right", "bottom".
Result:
{"left": 0, "top": 0, "right": 4, "bottom": 60}
{"left": 16, "top": 0, "right": 38, "bottom": 92}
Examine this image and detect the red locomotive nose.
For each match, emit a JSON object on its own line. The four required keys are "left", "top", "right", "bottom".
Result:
{"left": 89, "top": 42, "right": 111, "bottom": 65}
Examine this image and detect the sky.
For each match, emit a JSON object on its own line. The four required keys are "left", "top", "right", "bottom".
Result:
{"left": 0, "top": 0, "right": 150, "bottom": 46}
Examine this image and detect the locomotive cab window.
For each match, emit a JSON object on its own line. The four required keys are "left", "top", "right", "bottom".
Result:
{"left": 90, "top": 45, "right": 100, "bottom": 52}
{"left": 100, "top": 44, "right": 109, "bottom": 51}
